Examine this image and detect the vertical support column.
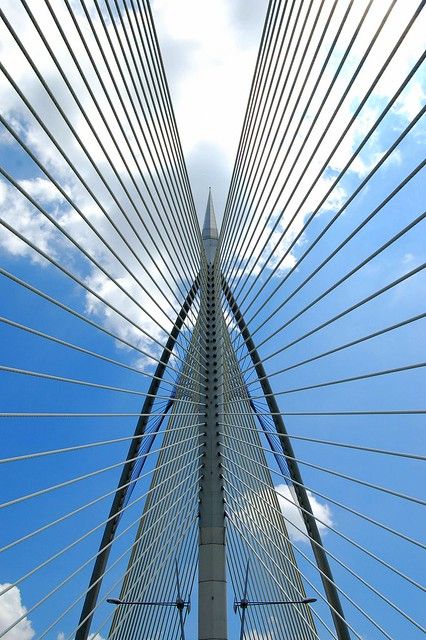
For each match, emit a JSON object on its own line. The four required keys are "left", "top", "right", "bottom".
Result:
{"left": 198, "top": 261, "right": 228, "bottom": 640}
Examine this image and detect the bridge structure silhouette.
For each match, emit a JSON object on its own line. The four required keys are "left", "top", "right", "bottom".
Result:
{"left": 0, "top": 1, "right": 425, "bottom": 640}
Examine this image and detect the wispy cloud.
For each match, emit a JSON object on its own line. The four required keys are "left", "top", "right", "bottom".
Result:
{"left": 275, "top": 484, "right": 333, "bottom": 543}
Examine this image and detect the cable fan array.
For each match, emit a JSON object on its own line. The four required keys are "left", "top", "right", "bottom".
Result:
{"left": 0, "top": 1, "right": 425, "bottom": 640}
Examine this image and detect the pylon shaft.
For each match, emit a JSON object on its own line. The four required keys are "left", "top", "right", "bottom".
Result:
{"left": 198, "top": 261, "right": 228, "bottom": 640}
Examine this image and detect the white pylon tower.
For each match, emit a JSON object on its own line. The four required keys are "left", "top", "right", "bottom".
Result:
{"left": 198, "top": 189, "right": 228, "bottom": 640}
{"left": 74, "top": 191, "right": 350, "bottom": 640}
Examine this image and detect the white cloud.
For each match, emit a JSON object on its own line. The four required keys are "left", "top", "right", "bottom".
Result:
{"left": 402, "top": 252, "right": 415, "bottom": 264}
{"left": 56, "top": 634, "right": 106, "bottom": 640}
{"left": 83, "top": 269, "right": 172, "bottom": 369}
{"left": 249, "top": 632, "right": 273, "bottom": 640}
{"left": 18, "top": 177, "right": 64, "bottom": 205}
{"left": 0, "top": 179, "right": 61, "bottom": 264}
{"left": 0, "top": 584, "right": 35, "bottom": 640}
{"left": 275, "top": 484, "right": 333, "bottom": 544}
{"left": 394, "top": 82, "right": 426, "bottom": 122}
{"left": 152, "top": 0, "right": 266, "bottom": 171}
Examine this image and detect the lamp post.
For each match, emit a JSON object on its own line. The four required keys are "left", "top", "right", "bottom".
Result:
{"left": 107, "top": 561, "right": 190, "bottom": 639}
{"left": 234, "top": 561, "right": 316, "bottom": 639}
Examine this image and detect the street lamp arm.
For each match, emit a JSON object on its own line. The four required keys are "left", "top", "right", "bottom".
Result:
{"left": 234, "top": 597, "right": 317, "bottom": 607}
{"left": 107, "top": 598, "right": 190, "bottom": 607}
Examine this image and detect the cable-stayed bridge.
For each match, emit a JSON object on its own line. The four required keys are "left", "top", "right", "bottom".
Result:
{"left": 0, "top": 1, "right": 425, "bottom": 639}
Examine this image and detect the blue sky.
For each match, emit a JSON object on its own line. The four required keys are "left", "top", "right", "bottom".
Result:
{"left": 0, "top": 1, "right": 425, "bottom": 639}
